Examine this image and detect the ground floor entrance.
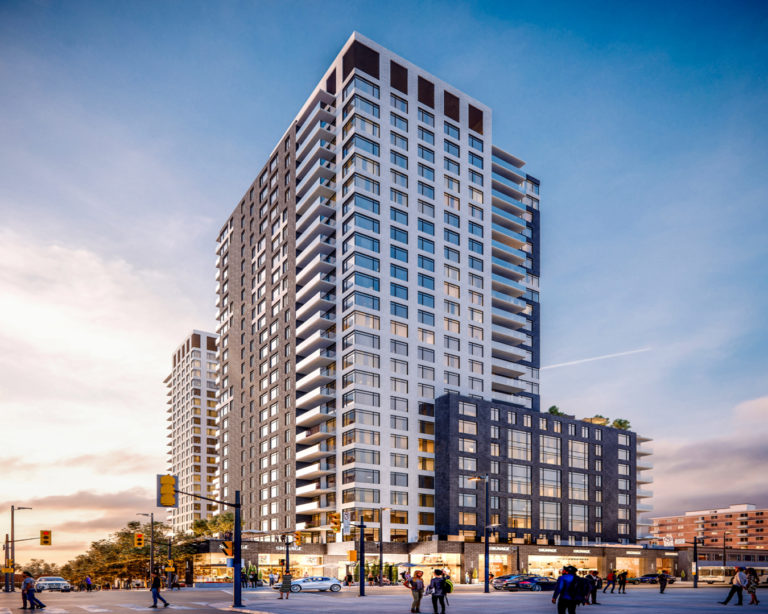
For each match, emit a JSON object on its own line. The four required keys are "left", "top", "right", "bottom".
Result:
{"left": 527, "top": 554, "right": 600, "bottom": 578}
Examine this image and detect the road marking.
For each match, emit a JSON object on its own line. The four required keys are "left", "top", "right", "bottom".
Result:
{"left": 41, "top": 609, "right": 69, "bottom": 614}
{"left": 1, "top": 608, "right": 13, "bottom": 614}
{"left": 78, "top": 606, "right": 111, "bottom": 612}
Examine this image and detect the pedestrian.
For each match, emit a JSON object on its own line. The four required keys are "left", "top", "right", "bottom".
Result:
{"left": 465, "top": 571, "right": 470, "bottom": 585}
{"left": 618, "top": 570, "right": 628, "bottom": 593}
{"left": 426, "top": 569, "right": 446, "bottom": 614}
{"left": 148, "top": 572, "right": 169, "bottom": 608}
{"left": 552, "top": 566, "right": 587, "bottom": 614}
{"left": 720, "top": 566, "right": 748, "bottom": 606}
{"left": 277, "top": 571, "right": 292, "bottom": 600}
{"left": 21, "top": 572, "right": 46, "bottom": 611}
{"left": 368, "top": 570, "right": 374, "bottom": 586}
{"left": 602, "top": 570, "right": 616, "bottom": 593}
{"left": 586, "top": 570, "right": 601, "bottom": 604}
{"left": 85, "top": 576, "right": 92, "bottom": 592}
{"left": 746, "top": 567, "right": 760, "bottom": 606}
{"left": 681, "top": 569, "right": 686, "bottom": 582}
{"left": 658, "top": 571, "right": 668, "bottom": 594}
{"left": 409, "top": 570, "right": 425, "bottom": 613}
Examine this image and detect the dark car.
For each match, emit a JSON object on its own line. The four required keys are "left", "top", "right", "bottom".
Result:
{"left": 492, "top": 574, "right": 519, "bottom": 590}
{"left": 501, "top": 574, "right": 541, "bottom": 591}
{"left": 517, "top": 576, "right": 559, "bottom": 592}
{"left": 628, "top": 573, "right": 676, "bottom": 585}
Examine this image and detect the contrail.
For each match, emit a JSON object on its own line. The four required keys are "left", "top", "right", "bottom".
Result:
{"left": 542, "top": 347, "right": 652, "bottom": 370}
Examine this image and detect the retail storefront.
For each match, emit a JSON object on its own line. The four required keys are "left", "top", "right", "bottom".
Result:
{"left": 614, "top": 549, "right": 654, "bottom": 577}
{"left": 410, "top": 552, "right": 462, "bottom": 581}
{"left": 528, "top": 550, "right": 600, "bottom": 578}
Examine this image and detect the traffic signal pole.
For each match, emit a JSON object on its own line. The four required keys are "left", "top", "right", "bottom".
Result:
{"left": 3, "top": 533, "right": 10, "bottom": 593}
{"left": 172, "top": 486, "right": 243, "bottom": 608}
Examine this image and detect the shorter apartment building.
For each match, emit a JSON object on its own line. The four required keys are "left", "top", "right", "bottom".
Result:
{"left": 165, "top": 330, "right": 220, "bottom": 533}
{"left": 650, "top": 503, "right": 768, "bottom": 549}
{"left": 435, "top": 394, "right": 653, "bottom": 545}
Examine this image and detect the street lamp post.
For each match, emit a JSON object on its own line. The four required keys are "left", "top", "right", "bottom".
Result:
{"left": 137, "top": 513, "right": 155, "bottom": 579}
{"left": 692, "top": 536, "right": 704, "bottom": 588}
{"left": 358, "top": 518, "right": 367, "bottom": 597}
{"left": 379, "top": 508, "right": 390, "bottom": 587}
{"left": 10, "top": 506, "right": 32, "bottom": 592}
{"left": 470, "top": 476, "right": 491, "bottom": 594}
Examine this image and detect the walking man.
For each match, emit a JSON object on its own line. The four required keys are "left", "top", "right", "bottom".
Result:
{"left": 21, "top": 572, "right": 46, "bottom": 611}
{"left": 720, "top": 567, "right": 748, "bottom": 606}
{"left": 603, "top": 570, "right": 616, "bottom": 593}
{"left": 427, "top": 569, "right": 446, "bottom": 614}
{"left": 277, "top": 571, "right": 292, "bottom": 599}
{"left": 587, "top": 570, "right": 602, "bottom": 604}
{"left": 618, "top": 570, "right": 628, "bottom": 593}
{"left": 552, "top": 566, "right": 586, "bottom": 614}
{"left": 148, "top": 572, "right": 169, "bottom": 608}
{"left": 85, "top": 576, "right": 92, "bottom": 592}
{"left": 658, "top": 572, "right": 668, "bottom": 594}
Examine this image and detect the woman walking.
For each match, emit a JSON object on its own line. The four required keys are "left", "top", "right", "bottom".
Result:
{"left": 409, "top": 570, "right": 425, "bottom": 613}
{"left": 746, "top": 568, "right": 760, "bottom": 605}
{"left": 277, "top": 571, "right": 292, "bottom": 600}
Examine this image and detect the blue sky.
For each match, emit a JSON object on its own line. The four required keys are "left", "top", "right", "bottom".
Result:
{"left": 1, "top": 0, "right": 767, "bottom": 561}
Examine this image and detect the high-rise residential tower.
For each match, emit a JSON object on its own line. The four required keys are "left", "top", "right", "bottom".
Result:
{"left": 215, "top": 32, "right": 543, "bottom": 543}
{"left": 165, "top": 330, "right": 220, "bottom": 533}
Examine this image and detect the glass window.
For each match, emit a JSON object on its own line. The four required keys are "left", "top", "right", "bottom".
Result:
{"left": 418, "top": 273, "right": 435, "bottom": 289}
{"left": 391, "top": 132, "right": 408, "bottom": 150}
{"left": 444, "top": 158, "right": 460, "bottom": 175}
{"left": 390, "top": 302, "right": 408, "bottom": 318}
{"left": 390, "top": 282, "right": 408, "bottom": 299}
{"left": 343, "top": 193, "right": 380, "bottom": 216}
{"left": 418, "top": 292, "right": 435, "bottom": 308}
{"left": 419, "top": 200, "right": 435, "bottom": 217}
{"left": 569, "top": 472, "right": 588, "bottom": 500}
{"left": 418, "top": 126, "right": 434, "bottom": 144}
{"left": 569, "top": 440, "right": 588, "bottom": 469}
{"left": 418, "top": 182, "right": 435, "bottom": 199}
{"left": 390, "top": 263, "right": 408, "bottom": 280}
{"left": 390, "top": 227, "right": 408, "bottom": 244}
{"left": 343, "top": 75, "right": 380, "bottom": 100}
{"left": 540, "top": 468, "right": 561, "bottom": 497}
{"left": 509, "top": 430, "right": 531, "bottom": 460}
{"left": 390, "top": 112, "right": 408, "bottom": 131}
{"left": 444, "top": 140, "right": 460, "bottom": 157}
{"left": 418, "top": 237, "right": 435, "bottom": 253}
{"left": 570, "top": 504, "right": 588, "bottom": 533}
{"left": 343, "top": 95, "right": 380, "bottom": 119}
{"left": 418, "top": 255, "right": 434, "bottom": 271}
{"left": 444, "top": 122, "right": 459, "bottom": 139}
{"left": 540, "top": 436, "right": 561, "bottom": 464}
{"left": 391, "top": 245, "right": 408, "bottom": 262}
{"left": 391, "top": 151, "right": 408, "bottom": 169}
{"left": 418, "top": 108, "right": 434, "bottom": 126}
{"left": 390, "top": 207, "right": 408, "bottom": 226}
{"left": 509, "top": 498, "right": 531, "bottom": 529}
{"left": 468, "top": 151, "right": 484, "bottom": 169}
{"left": 390, "top": 93, "right": 407, "bottom": 112}
{"left": 418, "top": 145, "right": 435, "bottom": 163}
{"left": 468, "top": 134, "right": 483, "bottom": 151}
{"left": 540, "top": 501, "right": 561, "bottom": 531}
{"left": 509, "top": 464, "right": 531, "bottom": 495}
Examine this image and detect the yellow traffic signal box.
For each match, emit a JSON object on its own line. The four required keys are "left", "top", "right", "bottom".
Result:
{"left": 134, "top": 533, "right": 145, "bottom": 548}
{"left": 40, "top": 531, "right": 52, "bottom": 546}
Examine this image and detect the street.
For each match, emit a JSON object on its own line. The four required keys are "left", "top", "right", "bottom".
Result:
{"left": 1, "top": 584, "right": 764, "bottom": 614}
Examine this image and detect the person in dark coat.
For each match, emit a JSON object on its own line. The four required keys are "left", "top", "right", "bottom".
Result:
{"left": 426, "top": 569, "right": 446, "bottom": 614}
{"left": 277, "top": 572, "right": 292, "bottom": 599}
{"left": 658, "top": 572, "right": 668, "bottom": 593}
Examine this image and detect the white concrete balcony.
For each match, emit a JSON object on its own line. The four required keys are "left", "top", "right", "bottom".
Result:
{"left": 492, "top": 205, "right": 527, "bottom": 233}
{"left": 491, "top": 323, "right": 530, "bottom": 346}
{"left": 296, "top": 366, "right": 336, "bottom": 392}
{"left": 637, "top": 472, "right": 654, "bottom": 485}
{"left": 491, "top": 340, "right": 531, "bottom": 363}
{"left": 295, "top": 234, "right": 335, "bottom": 268}
{"left": 295, "top": 460, "right": 335, "bottom": 480}
{"left": 491, "top": 391, "right": 533, "bottom": 408}
{"left": 296, "top": 138, "right": 336, "bottom": 181}
{"left": 296, "top": 120, "right": 336, "bottom": 161}
{"left": 491, "top": 357, "right": 527, "bottom": 378}
{"left": 295, "top": 271, "right": 336, "bottom": 304}
{"left": 492, "top": 223, "right": 528, "bottom": 251}
{"left": 295, "top": 422, "right": 335, "bottom": 446}
{"left": 296, "top": 215, "right": 336, "bottom": 252}
{"left": 637, "top": 488, "right": 654, "bottom": 499}
{"left": 296, "top": 293, "right": 336, "bottom": 323}
{"left": 295, "top": 404, "right": 334, "bottom": 428}
{"left": 637, "top": 443, "right": 654, "bottom": 456}
{"left": 491, "top": 289, "right": 528, "bottom": 313}
{"left": 295, "top": 329, "right": 335, "bottom": 357}
{"left": 296, "top": 176, "right": 336, "bottom": 217}
{"left": 296, "top": 311, "right": 336, "bottom": 339}
{"left": 637, "top": 459, "right": 654, "bottom": 471}
{"left": 296, "top": 100, "right": 336, "bottom": 146}
{"left": 297, "top": 197, "right": 336, "bottom": 233}
{"left": 296, "top": 348, "right": 336, "bottom": 374}
{"left": 637, "top": 502, "right": 653, "bottom": 513}
{"left": 491, "top": 272, "right": 527, "bottom": 297}
{"left": 296, "top": 481, "right": 335, "bottom": 497}
{"left": 491, "top": 374, "right": 529, "bottom": 394}
{"left": 296, "top": 386, "right": 336, "bottom": 410}
{"left": 492, "top": 184, "right": 526, "bottom": 213}
{"left": 295, "top": 500, "right": 320, "bottom": 515}
{"left": 296, "top": 158, "right": 336, "bottom": 200}
{"left": 296, "top": 441, "right": 336, "bottom": 462}
{"left": 491, "top": 307, "right": 527, "bottom": 329}
{"left": 296, "top": 253, "right": 336, "bottom": 287}
{"left": 492, "top": 255, "right": 527, "bottom": 280}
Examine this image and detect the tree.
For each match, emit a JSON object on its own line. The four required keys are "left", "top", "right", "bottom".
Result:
{"left": 612, "top": 418, "right": 631, "bottom": 430}
{"left": 547, "top": 405, "right": 565, "bottom": 416}
{"left": 20, "top": 559, "right": 60, "bottom": 577}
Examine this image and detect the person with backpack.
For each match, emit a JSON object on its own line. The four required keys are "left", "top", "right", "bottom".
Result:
{"left": 552, "top": 566, "right": 587, "bottom": 614}
{"left": 426, "top": 569, "right": 447, "bottom": 614}
{"left": 617, "top": 570, "right": 628, "bottom": 593}
{"left": 585, "top": 570, "right": 602, "bottom": 604}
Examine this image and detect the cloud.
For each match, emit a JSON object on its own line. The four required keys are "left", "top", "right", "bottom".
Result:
{"left": 0, "top": 488, "right": 154, "bottom": 513}
{"left": 1, "top": 452, "right": 159, "bottom": 475}
{"left": 648, "top": 396, "right": 768, "bottom": 517}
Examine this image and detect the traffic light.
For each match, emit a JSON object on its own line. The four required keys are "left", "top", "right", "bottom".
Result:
{"left": 329, "top": 512, "right": 341, "bottom": 532}
{"left": 293, "top": 531, "right": 302, "bottom": 546}
{"left": 134, "top": 533, "right": 145, "bottom": 548}
{"left": 220, "top": 541, "right": 233, "bottom": 557}
{"left": 39, "top": 531, "right": 52, "bottom": 546}
{"left": 156, "top": 474, "right": 179, "bottom": 508}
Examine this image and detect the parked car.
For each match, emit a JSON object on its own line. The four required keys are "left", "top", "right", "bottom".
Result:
{"left": 628, "top": 573, "right": 676, "bottom": 585}
{"left": 517, "top": 577, "right": 559, "bottom": 592}
{"left": 491, "top": 574, "right": 518, "bottom": 589}
{"left": 501, "top": 574, "right": 540, "bottom": 591}
{"left": 272, "top": 576, "right": 342, "bottom": 592}
{"left": 35, "top": 577, "right": 72, "bottom": 592}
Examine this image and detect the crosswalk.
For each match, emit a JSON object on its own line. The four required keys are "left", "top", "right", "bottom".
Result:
{"left": 0, "top": 605, "right": 222, "bottom": 614}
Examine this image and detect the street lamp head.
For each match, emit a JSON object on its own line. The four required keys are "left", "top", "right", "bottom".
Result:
{"left": 469, "top": 476, "right": 483, "bottom": 482}
{"left": 16, "top": 507, "right": 32, "bottom": 511}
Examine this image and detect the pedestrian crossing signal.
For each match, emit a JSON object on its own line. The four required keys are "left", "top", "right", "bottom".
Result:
{"left": 40, "top": 530, "right": 52, "bottom": 546}
{"left": 156, "top": 474, "right": 179, "bottom": 508}
{"left": 220, "top": 541, "right": 233, "bottom": 557}
{"left": 134, "top": 533, "right": 145, "bottom": 548}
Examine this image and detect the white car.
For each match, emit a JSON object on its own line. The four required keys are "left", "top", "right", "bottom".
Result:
{"left": 274, "top": 576, "right": 342, "bottom": 592}
{"left": 35, "top": 577, "right": 71, "bottom": 592}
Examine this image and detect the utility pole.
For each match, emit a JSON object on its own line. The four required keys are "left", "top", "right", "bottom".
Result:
{"left": 3, "top": 533, "right": 10, "bottom": 592}
{"left": 283, "top": 534, "right": 290, "bottom": 575}
{"left": 137, "top": 513, "right": 155, "bottom": 579}
{"left": 692, "top": 536, "right": 704, "bottom": 589}
{"left": 233, "top": 490, "right": 242, "bottom": 607}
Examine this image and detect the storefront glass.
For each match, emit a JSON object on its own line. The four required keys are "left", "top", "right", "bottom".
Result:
{"left": 527, "top": 555, "right": 599, "bottom": 578}
{"left": 410, "top": 553, "right": 462, "bottom": 582}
